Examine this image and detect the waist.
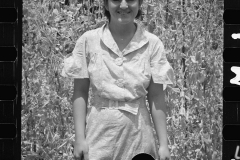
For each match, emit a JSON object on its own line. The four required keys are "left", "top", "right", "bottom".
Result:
{"left": 92, "top": 96, "right": 146, "bottom": 115}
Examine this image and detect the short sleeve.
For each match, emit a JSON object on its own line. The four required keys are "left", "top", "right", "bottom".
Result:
{"left": 150, "top": 39, "right": 176, "bottom": 90}
{"left": 61, "top": 33, "right": 89, "bottom": 79}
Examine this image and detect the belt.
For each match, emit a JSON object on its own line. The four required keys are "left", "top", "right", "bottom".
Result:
{"left": 92, "top": 96, "right": 145, "bottom": 115}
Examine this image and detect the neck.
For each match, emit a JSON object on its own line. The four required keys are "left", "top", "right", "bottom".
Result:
{"left": 108, "top": 21, "right": 136, "bottom": 38}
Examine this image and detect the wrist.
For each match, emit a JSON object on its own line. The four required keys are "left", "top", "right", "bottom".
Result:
{"left": 159, "top": 140, "right": 168, "bottom": 147}
{"left": 75, "top": 134, "right": 86, "bottom": 142}
{"left": 159, "top": 143, "right": 168, "bottom": 147}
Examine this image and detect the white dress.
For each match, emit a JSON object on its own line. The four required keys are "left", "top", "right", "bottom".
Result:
{"left": 62, "top": 21, "right": 175, "bottom": 160}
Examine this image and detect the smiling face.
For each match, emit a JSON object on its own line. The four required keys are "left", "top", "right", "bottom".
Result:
{"left": 105, "top": 0, "right": 141, "bottom": 24}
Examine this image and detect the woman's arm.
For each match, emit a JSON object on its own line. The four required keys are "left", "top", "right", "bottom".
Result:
{"left": 72, "top": 78, "right": 90, "bottom": 141}
{"left": 147, "top": 78, "right": 168, "bottom": 147}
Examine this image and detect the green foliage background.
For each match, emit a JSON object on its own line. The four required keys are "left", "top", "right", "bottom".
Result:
{"left": 22, "top": 0, "right": 223, "bottom": 159}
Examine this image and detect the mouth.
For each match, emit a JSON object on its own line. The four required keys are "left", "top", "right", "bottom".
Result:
{"left": 117, "top": 11, "right": 130, "bottom": 15}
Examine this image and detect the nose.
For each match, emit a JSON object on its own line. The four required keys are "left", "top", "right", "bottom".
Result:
{"left": 120, "top": 0, "right": 128, "bottom": 9}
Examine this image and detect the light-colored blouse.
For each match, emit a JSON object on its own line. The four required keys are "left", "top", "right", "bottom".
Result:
{"left": 61, "top": 22, "right": 175, "bottom": 115}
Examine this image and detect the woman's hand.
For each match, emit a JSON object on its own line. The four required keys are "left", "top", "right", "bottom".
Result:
{"left": 73, "top": 139, "right": 89, "bottom": 160}
{"left": 158, "top": 145, "right": 171, "bottom": 160}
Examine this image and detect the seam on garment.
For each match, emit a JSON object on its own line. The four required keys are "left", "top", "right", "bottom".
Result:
{"left": 99, "top": 52, "right": 104, "bottom": 97}
{"left": 90, "top": 51, "right": 105, "bottom": 97}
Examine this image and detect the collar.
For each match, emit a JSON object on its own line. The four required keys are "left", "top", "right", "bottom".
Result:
{"left": 98, "top": 21, "right": 149, "bottom": 57}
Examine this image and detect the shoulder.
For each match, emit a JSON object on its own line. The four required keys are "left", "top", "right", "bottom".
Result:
{"left": 85, "top": 26, "right": 102, "bottom": 38}
{"left": 142, "top": 28, "right": 164, "bottom": 48}
{"left": 76, "top": 25, "right": 103, "bottom": 42}
{"left": 143, "top": 32, "right": 164, "bottom": 54}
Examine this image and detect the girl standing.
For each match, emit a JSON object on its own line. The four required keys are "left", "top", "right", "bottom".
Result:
{"left": 62, "top": 0, "right": 175, "bottom": 159}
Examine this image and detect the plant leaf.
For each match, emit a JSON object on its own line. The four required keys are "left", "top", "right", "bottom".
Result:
{"left": 190, "top": 56, "right": 197, "bottom": 63}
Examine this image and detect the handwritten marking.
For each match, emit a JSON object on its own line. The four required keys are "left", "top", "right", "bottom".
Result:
{"left": 230, "top": 66, "right": 240, "bottom": 86}
{"left": 235, "top": 145, "right": 240, "bottom": 159}
{"left": 232, "top": 33, "right": 240, "bottom": 39}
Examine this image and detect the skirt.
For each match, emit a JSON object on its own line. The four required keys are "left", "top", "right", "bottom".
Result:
{"left": 85, "top": 96, "right": 159, "bottom": 160}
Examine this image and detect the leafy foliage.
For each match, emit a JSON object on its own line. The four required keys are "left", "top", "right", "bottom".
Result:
{"left": 22, "top": 0, "right": 223, "bottom": 159}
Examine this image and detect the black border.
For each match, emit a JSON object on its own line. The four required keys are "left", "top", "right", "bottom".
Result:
{"left": 0, "top": 0, "right": 20, "bottom": 159}
{"left": 17, "top": 0, "right": 22, "bottom": 159}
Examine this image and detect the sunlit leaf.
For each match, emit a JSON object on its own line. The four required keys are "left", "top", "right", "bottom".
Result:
{"left": 190, "top": 56, "right": 197, "bottom": 63}
{"left": 53, "top": 9, "right": 59, "bottom": 15}
{"left": 171, "top": 87, "right": 180, "bottom": 93}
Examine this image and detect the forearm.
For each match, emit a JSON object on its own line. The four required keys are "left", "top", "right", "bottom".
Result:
{"left": 149, "top": 95, "right": 168, "bottom": 147}
{"left": 72, "top": 91, "right": 88, "bottom": 141}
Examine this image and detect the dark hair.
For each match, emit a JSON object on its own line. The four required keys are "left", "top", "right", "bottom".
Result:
{"left": 103, "top": 0, "right": 143, "bottom": 22}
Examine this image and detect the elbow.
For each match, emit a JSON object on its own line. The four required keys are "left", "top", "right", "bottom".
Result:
{"left": 72, "top": 90, "right": 89, "bottom": 102}
{"left": 148, "top": 95, "right": 167, "bottom": 114}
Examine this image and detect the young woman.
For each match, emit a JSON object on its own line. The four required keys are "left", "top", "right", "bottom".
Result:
{"left": 62, "top": 0, "right": 175, "bottom": 159}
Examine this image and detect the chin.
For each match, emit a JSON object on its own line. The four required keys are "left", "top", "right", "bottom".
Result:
{"left": 117, "top": 19, "right": 132, "bottom": 24}
{"left": 115, "top": 17, "right": 134, "bottom": 24}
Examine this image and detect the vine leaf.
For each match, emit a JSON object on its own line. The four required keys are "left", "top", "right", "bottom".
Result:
{"left": 190, "top": 56, "right": 197, "bottom": 63}
{"left": 171, "top": 87, "right": 180, "bottom": 93}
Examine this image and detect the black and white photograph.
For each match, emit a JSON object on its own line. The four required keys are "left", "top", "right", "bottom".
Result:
{"left": 21, "top": 0, "right": 224, "bottom": 159}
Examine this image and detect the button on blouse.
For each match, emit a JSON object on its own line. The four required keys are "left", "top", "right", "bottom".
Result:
{"left": 115, "top": 58, "right": 123, "bottom": 66}
{"left": 115, "top": 79, "right": 125, "bottom": 88}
